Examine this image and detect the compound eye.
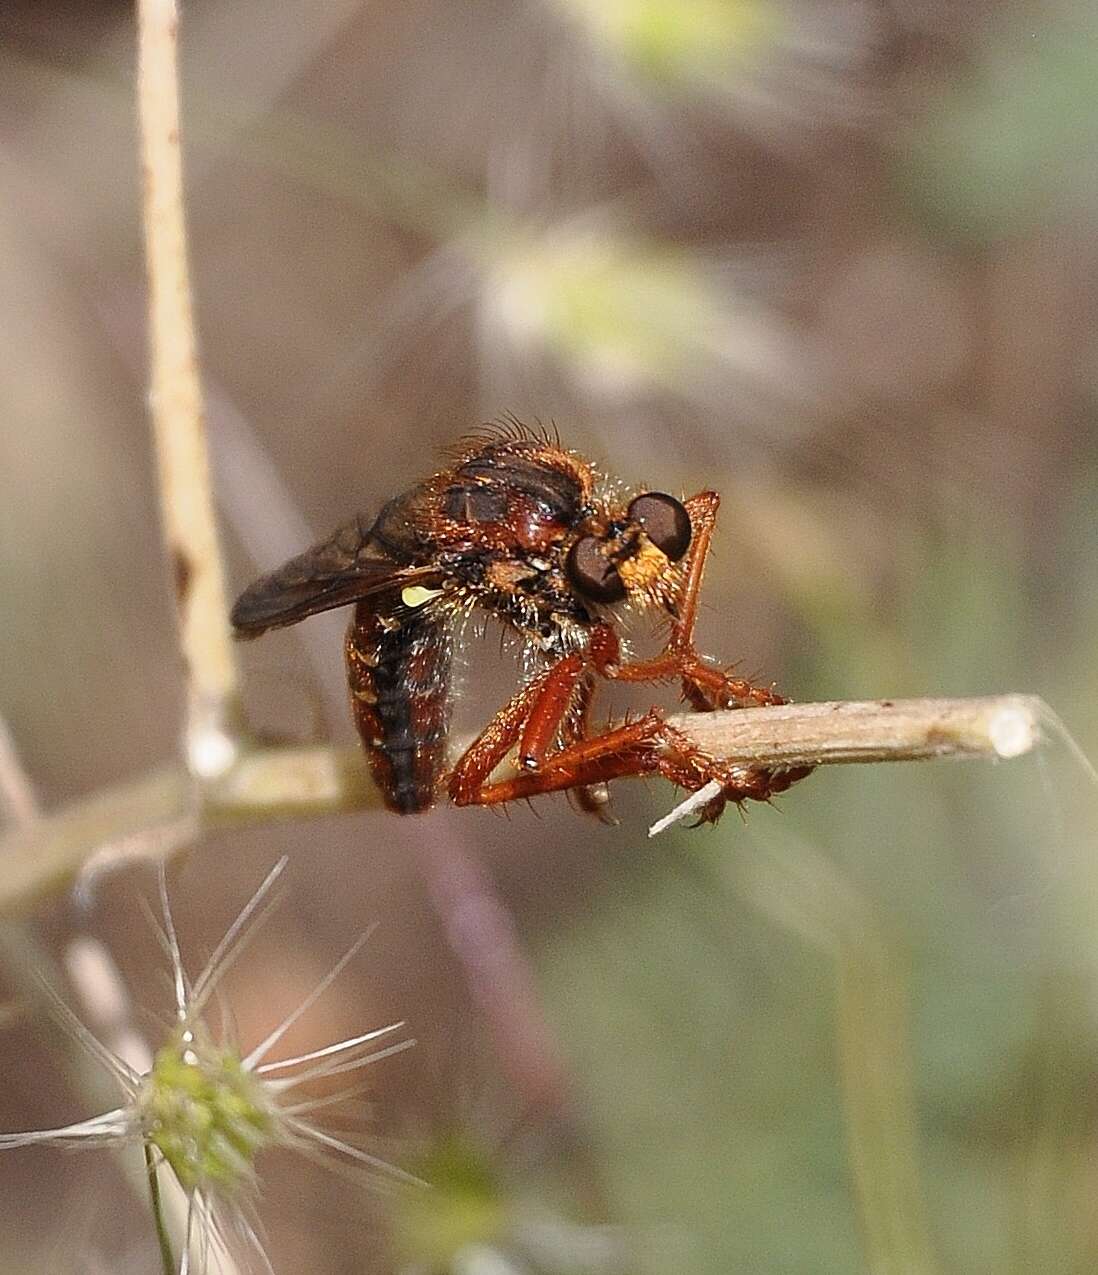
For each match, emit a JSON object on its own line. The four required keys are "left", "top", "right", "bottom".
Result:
{"left": 565, "top": 536, "right": 626, "bottom": 603}
{"left": 627, "top": 492, "right": 691, "bottom": 561}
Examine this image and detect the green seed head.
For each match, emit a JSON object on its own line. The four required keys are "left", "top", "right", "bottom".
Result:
{"left": 493, "top": 233, "right": 720, "bottom": 389}
{"left": 137, "top": 1026, "right": 277, "bottom": 1195}
{"left": 562, "top": 0, "right": 783, "bottom": 85}
{"left": 390, "top": 1136, "right": 508, "bottom": 1267}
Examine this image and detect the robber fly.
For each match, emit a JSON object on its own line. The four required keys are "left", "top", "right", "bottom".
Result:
{"left": 230, "top": 421, "right": 811, "bottom": 822}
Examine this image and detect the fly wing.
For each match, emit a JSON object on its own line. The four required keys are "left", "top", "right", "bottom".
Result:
{"left": 230, "top": 507, "right": 439, "bottom": 637}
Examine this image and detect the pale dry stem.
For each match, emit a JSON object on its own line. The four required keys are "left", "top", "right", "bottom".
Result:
{"left": 670, "top": 694, "right": 1041, "bottom": 769}
{"left": 138, "top": 0, "right": 240, "bottom": 777}
{"left": 0, "top": 694, "right": 1043, "bottom": 916}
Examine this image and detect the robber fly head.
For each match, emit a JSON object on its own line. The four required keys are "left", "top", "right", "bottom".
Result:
{"left": 563, "top": 491, "right": 693, "bottom": 610}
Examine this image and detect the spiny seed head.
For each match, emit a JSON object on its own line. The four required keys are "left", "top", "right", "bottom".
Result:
{"left": 575, "top": 0, "right": 781, "bottom": 83}
{"left": 137, "top": 1025, "right": 277, "bottom": 1195}
{"left": 488, "top": 231, "right": 717, "bottom": 392}
{"left": 556, "top": 0, "right": 780, "bottom": 84}
{"left": 1, "top": 860, "right": 414, "bottom": 1273}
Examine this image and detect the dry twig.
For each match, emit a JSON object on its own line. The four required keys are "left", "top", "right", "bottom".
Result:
{"left": 670, "top": 694, "right": 1039, "bottom": 768}
{"left": 137, "top": 0, "right": 240, "bottom": 779}
{"left": 649, "top": 694, "right": 1040, "bottom": 834}
{"left": 0, "top": 693, "right": 1045, "bottom": 915}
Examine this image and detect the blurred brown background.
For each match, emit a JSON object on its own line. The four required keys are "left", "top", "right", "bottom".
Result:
{"left": 2, "top": 0, "right": 1098, "bottom": 1271}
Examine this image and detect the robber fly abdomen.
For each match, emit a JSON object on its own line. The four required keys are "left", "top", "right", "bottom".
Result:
{"left": 346, "top": 600, "right": 453, "bottom": 814}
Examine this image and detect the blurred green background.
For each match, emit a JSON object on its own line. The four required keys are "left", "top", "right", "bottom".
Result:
{"left": 2, "top": 0, "right": 1098, "bottom": 1271}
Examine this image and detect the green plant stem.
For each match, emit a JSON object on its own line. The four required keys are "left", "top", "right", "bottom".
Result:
{"left": 731, "top": 835, "right": 942, "bottom": 1275}
{"left": 145, "top": 1141, "right": 177, "bottom": 1275}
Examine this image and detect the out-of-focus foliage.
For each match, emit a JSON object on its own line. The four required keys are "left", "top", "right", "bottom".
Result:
{"left": 902, "top": 11, "right": 1098, "bottom": 238}
{"left": 1, "top": 0, "right": 1097, "bottom": 1271}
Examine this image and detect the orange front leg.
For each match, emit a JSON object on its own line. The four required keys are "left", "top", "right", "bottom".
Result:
{"left": 558, "top": 669, "right": 618, "bottom": 821}
{"left": 590, "top": 621, "right": 786, "bottom": 712}
{"left": 590, "top": 490, "right": 787, "bottom": 711}
{"left": 447, "top": 652, "right": 585, "bottom": 806}
{"left": 467, "top": 712, "right": 668, "bottom": 807}
{"left": 466, "top": 710, "right": 810, "bottom": 815}
{"left": 667, "top": 490, "right": 721, "bottom": 653}
{"left": 517, "top": 655, "right": 586, "bottom": 771}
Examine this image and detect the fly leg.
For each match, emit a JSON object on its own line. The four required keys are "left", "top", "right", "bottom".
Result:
{"left": 558, "top": 670, "right": 618, "bottom": 823}
{"left": 449, "top": 651, "right": 809, "bottom": 819}
{"left": 591, "top": 491, "right": 788, "bottom": 711}
{"left": 581, "top": 490, "right": 811, "bottom": 816}
{"left": 457, "top": 712, "right": 669, "bottom": 808}
{"left": 587, "top": 621, "right": 810, "bottom": 820}
{"left": 449, "top": 491, "right": 808, "bottom": 817}
{"left": 458, "top": 712, "right": 809, "bottom": 812}
{"left": 659, "top": 749, "right": 816, "bottom": 825}
{"left": 447, "top": 653, "right": 586, "bottom": 806}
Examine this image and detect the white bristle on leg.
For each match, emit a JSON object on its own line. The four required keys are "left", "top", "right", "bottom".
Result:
{"left": 648, "top": 780, "right": 724, "bottom": 837}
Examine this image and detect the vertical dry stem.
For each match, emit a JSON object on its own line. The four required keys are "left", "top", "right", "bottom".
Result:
{"left": 135, "top": 3, "right": 242, "bottom": 1262}
{"left": 137, "top": 0, "right": 239, "bottom": 778}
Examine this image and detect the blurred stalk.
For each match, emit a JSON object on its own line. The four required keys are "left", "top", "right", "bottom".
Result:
{"left": 734, "top": 834, "right": 942, "bottom": 1275}
{"left": 835, "top": 930, "right": 938, "bottom": 1275}
{"left": 144, "top": 1141, "right": 176, "bottom": 1275}
{"left": 1011, "top": 973, "right": 1098, "bottom": 1275}
{"left": 0, "top": 716, "right": 39, "bottom": 828}
{"left": 415, "top": 837, "right": 570, "bottom": 1115}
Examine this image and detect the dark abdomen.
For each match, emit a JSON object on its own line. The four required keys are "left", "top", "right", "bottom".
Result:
{"left": 345, "top": 599, "right": 453, "bottom": 813}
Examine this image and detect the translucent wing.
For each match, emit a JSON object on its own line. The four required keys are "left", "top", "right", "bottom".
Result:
{"left": 230, "top": 506, "right": 440, "bottom": 637}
